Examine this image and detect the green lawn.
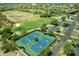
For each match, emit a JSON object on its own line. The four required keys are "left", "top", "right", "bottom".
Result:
{"left": 15, "top": 18, "right": 55, "bottom": 33}
{"left": 3, "top": 11, "right": 56, "bottom": 34}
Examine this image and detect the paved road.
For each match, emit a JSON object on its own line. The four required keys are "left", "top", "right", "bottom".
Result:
{"left": 52, "top": 17, "right": 77, "bottom": 56}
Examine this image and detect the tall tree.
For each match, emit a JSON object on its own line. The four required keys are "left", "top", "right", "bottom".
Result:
{"left": 64, "top": 41, "right": 75, "bottom": 56}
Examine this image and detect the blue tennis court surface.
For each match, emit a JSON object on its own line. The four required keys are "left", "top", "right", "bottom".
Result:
{"left": 20, "top": 33, "right": 40, "bottom": 44}
{"left": 39, "top": 38, "right": 53, "bottom": 46}
{"left": 31, "top": 37, "right": 53, "bottom": 53}
{"left": 31, "top": 43, "right": 45, "bottom": 53}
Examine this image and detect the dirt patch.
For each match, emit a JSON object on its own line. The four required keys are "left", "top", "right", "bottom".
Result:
{"left": 3, "top": 11, "right": 40, "bottom": 23}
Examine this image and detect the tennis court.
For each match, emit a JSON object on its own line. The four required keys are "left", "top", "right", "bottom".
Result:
{"left": 31, "top": 37, "right": 54, "bottom": 53}
{"left": 20, "top": 33, "right": 40, "bottom": 45}
{"left": 16, "top": 31, "right": 55, "bottom": 56}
